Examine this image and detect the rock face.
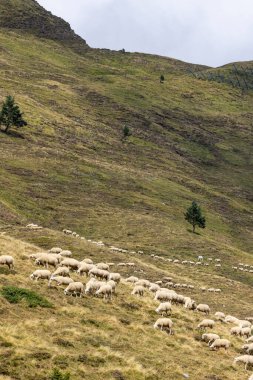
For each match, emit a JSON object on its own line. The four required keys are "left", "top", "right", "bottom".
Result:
{"left": 0, "top": 0, "right": 89, "bottom": 52}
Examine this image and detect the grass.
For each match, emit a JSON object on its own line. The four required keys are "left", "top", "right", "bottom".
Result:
{"left": 1, "top": 285, "right": 53, "bottom": 308}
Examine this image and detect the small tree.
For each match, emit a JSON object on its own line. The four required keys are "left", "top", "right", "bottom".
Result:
{"left": 0, "top": 95, "right": 27, "bottom": 133}
{"left": 160, "top": 74, "right": 165, "bottom": 83}
{"left": 123, "top": 126, "right": 131, "bottom": 138}
{"left": 185, "top": 201, "right": 206, "bottom": 233}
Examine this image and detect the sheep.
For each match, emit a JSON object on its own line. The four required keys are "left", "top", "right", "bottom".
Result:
{"left": 49, "top": 247, "right": 62, "bottom": 254}
{"left": 131, "top": 285, "right": 145, "bottom": 297}
{"left": 233, "top": 355, "right": 253, "bottom": 370}
{"left": 30, "top": 270, "right": 51, "bottom": 281}
{"left": 29, "top": 252, "right": 47, "bottom": 260}
{"left": 248, "top": 374, "right": 253, "bottom": 380}
{"left": 85, "top": 279, "right": 103, "bottom": 295}
{"left": 154, "top": 290, "right": 175, "bottom": 302}
{"left": 210, "top": 339, "right": 230, "bottom": 351}
{"left": 155, "top": 302, "right": 172, "bottom": 316}
{"left": 135, "top": 279, "right": 150, "bottom": 288}
{"left": 196, "top": 304, "right": 210, "bottom": 315}
{"left": 238, "top": 320, "right": 252, "bottom": 328}
{"left": 95, "top": 284, "right": 113, "bottom": 300}
{"left": 246, "top": 337, "right": 253, "bottom": 343}
{"left": 82, "top": 258, "right": 93, "bottom": 264}
{"left": 184, "top": 297, "right": 196, "bottom": 310}
{"left": 154, "top": 318, "right": 173, "bottom": 335}
{"left": 49, "top": 276, "right": 74, "bottom": 287}
{"left": 107, "top": 280, "right": 117, "bottom": 294}
{"left": 198, "top": 319, "right": 215, "bottom": 330}
{"left": 63, "top": 229, "right": 72, "bottom": 235}
{"left": 242, "top": 344, "right": 253, "bottom": 354}
{"left": 125, "top": 276, "right": 139, "bottom": 283}
{"left": 0, "top": 255, "right": 14, "bottom": 269}
{"left": 109, "top": 273, "right": 121, "bottom": 283}
{"left": 64, "top": 282, "right": 84, "bottom": 297}
{"left": 241, "top": 328, "right": 252, "bottom": 339}
{"left": 77, "top": 263, "right": 94, "bottom": 276}
{"left": 88, "top": 268, "right": 109, "bottom": 281}
{"left": 35, "top": 254, "right": 58, "bottom": 268}
{"left": 149, "top": 283, "right": 160, "bottom": 293}
{"left": 231, "top": 326, "right": 243, "bottom": 336}
{"left": 215, "top": 312, "right": 225, "bottom": 322}
{"left": 59, "top": 258, "right": 80, "bottom": 271}
{"left": 96, "top": 263, "right": 109, "bottom": 271}
{"left": 202, "top": 333, "right": 220, "bottom": 346}
{"left": 52, "top": 266, "right": 70, "bottom": 277}
{"left": 225, "top": 315, "right": 239, "bottom": 324}
{"left": 59, "top": 250, "right": 72, "bottom": 257}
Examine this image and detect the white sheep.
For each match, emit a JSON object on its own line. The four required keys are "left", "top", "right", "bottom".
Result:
{"left": 125, "top": 276, "right": 139, "bottom": 283}
{"left": 155, "top": 302, "right": 172, "bottom": 316}
{"left": 96, "top": 263, "right": 109, "bottom": 271}
{"left": 85, "top": 279, "right": 103, "bottom": 295}
{"left": 29, "top": 252, "right": 47, "bottom": 260}
{"left": 242, "top": 344, "right": 253, "bottom": 354}
{"left": 0, "top": 255, "right": 14, "bottom": 269}
{"left": 154, "top": 318, "right": 173, "bottom": 335}
{"left": 60, "top": 258, "right": 80, "bottom": 270}
{"left": 52, "top": 266, "right": 70, "bottom": 277}
{"left": 202, "top": 333, "right": 220, "bottom": 346}
{"left": 149, "top": 283, "right": 160, "bottom": 293}
{"left": 135, "top": 279, "right": 150, "bottom": 288}
{"left": 109, "top": 273, "right": 121, "bottom": 283}
{"left": 246, "top": 337, "right": 253, "bottom": 343}
{"left": 64, "top": 282, "right": 84, "bottom": 297}
{"left": 95, "top": 284, "right": 113, "bottom": 300}
{"left": 248, "top": 374, "right": 253, "bottom": 380}
{"left": 197, "top": 319, "right": 215, "bottom": 330}
{"left": 88, "top": 268, "right": 109, "bottom": 281}
{"left": 241, "top": 328, "right": 252, "bottom": 338}
{"left": 59, "top": 250, "right": 72, "bottom": 257}
{"left": 196, "top": 304, "right": 210, "bottom": 315}
{"left": 77, "top": 263, "right": 94, "bottom": 276}
{"left": 154, "top": 290, "right": 176, "bottom": 302}
{"left": 30, "top": 270, "right": 51, "bottom": 281}
{"left": 131, "top": 285, "right": 145, "bottom": 297}
{"left": 210, "top": 339, "right": 230, "bottom": 351}
{"left": 238, "top": 320, "right": 252, "bottom": 328}
{"left": 82, "top": 258, "right": 93, "bottom": 264}
{"left": 225, "top": 315, "right": 239, "bottom": 324}
{"left": 49, "top": 247, "right": 62, "bottom": 254}
{"left": 233, "top": 355, "right": 253, "bottom": 370}
{"left": 231, "top": 326, "right": 242, "bottom": 336}
{"left": 107, "top": 280, "right": 117, "bottom": 294}
{"left": 184, "top": 297, "right": 196, "bottom": 310}
{"left": 49, "top": 276, "right": 74, "bottom": 287}
{"left": 35, "top": 254, "right": 58, "bottom": 268}
{"left": 215, "top": 312, "right": 225, "bottom": 321}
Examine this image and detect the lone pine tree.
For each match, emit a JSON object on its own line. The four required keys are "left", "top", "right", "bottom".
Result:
{"left": 185, "top": 201, "right": 206, "bottom": 233}
{"left": 0, "top": 95, "right": 27, "bottom": 133}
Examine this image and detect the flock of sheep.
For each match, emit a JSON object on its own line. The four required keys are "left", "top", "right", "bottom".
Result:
{"left": 1, "top": 227, "right": 253, "bottom": 378}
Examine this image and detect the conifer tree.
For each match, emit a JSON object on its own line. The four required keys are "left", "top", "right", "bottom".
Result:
{"left": 185, "top": 201, "right": 206, "bottom": 233}
{"left": 0, "top": 96, "right": 27, "bottom": 133}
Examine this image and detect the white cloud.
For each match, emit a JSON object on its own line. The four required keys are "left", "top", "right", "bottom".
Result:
{"left": 37, "top": 0, "right": 253, "bottom": 67}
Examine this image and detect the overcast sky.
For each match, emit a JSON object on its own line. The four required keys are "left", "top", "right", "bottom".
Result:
{"left": 38, "top": 0, "right": 253, "bottom": 67}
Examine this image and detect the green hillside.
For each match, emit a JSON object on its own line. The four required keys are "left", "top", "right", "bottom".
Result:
{"left": 0, "top": 0, "right": 252, "bottom": 378}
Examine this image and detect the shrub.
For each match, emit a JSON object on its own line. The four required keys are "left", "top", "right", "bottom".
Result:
{"left": 50, "top": 368, "right": 70, "bottom": 380}
{"left": 1, "top": 286, "right": 52, "bottom": 308}
{"left": 123, "top": 126, "right": 131, "bottom": 138}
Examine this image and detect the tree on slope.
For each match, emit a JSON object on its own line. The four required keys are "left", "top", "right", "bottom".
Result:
{"left": 0, "top": 95, "right": 27, "bottom": 133}
{"left": 185, "top": 201, "right": 206, "bottom": 233}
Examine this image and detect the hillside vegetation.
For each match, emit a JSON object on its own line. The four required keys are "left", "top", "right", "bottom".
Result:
{"left": 0, "top": 0, "right": 252, "bottom": 379}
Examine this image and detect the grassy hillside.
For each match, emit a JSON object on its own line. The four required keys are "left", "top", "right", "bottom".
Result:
{"left": 0, "top": 1, "right": 252, "bottom": 378}
{"left": 0, "top": 230, "right": 252, "bottom": 380}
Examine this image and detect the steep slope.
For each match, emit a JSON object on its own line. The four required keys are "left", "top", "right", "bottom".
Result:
{"left": 0, "top": 0, "right": 89, "bottom": 52}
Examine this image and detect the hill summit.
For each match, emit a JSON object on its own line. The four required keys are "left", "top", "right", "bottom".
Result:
{"left": 0, "top": 0, "right": 89, "bottom": 51}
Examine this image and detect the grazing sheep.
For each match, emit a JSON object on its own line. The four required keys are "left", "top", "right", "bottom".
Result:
{"left": 49, "top": 247, "right": 62, "bottom": 254}
{"left": 60, "top": 258, "right": 80, "bottom": 271}
{"left": 196, "top": 304, "right": 210, "bottom": 315}
{"left": 107, "top": 280, "right": 117, "bottom": 294}
{"left": 49, "top": 276, "right": 74, "bottom": 287}
{"left": 95, "top": 284, "right": 113, "bottom": 300}
{"left": 231, "top": 326, "right": 242, "bottom": 336}
{"left": 89, "top": 268, "right": 109, "bottom": 281}
{"left": 125, "top": 276, "right": 139, "bottom": 283}
{"left": 184, "top": 297, "right": 196, "bottom": 310}
{"left": 210, "top": 339, "right": 230, "bottom": 351}
{"left": 35, "top": 254, "right": 58, "bottom": 268}
{"left": 238, "top": 320, "right": 252, "bottom": 328}
{"left": 215, "top": 312, "right": 225, "bottom": 322}
{"left": 29, "top": 252, "right": 47, "bottom": 260}
{"left": 233, "top": 355, "right": 253, "bottom": 370}
{"left": 30, "top": 270, "right": 51, "bottom": 281}
{"left": 52, "top": 266, "right": 70, "bottom": 277}
{"left": 242, "top": 344, "right": 253, "bottom": 354}
{"left": 60, "top": 250, "right": 72, "bottom": 257}
{"left": 149, "top": 283, "right": 160, "bottom": 293}
{"left": 202, "top": 333, "right": 220, "bottom": 346}
{"left": 82, "top": 258, "right": 93, "bottom": 264}
{"left": 131, "top": 285, "right": 145, "bottom": 297}
{"left": 225, "top": 315, "right": 239, "bottom": 324}
{"left": 0, "top": 255, "right": 14, "bottom": 269}
{"left": 135, "top": 279, "right": 150, "bottom": 288}
{"left": 241, "top": 328, "right": 252, "bottom": 338}
{"left": 246, "top": 337, "right": 253, "bottom": 343}
{"left": 155, "top": 302, "right": 172, "bottom": 316}
{"left": 154, "top": 318, "right": 173, "bottom": 335}
{"left": 85, "top": 279, "right": 103, "bottom": 295}
{"left": 64, "top": 282, "right": 84, "bottom": 297}
{"left": 198, "top": 319, "right": 215, "bottom": 330}
{"left": 109, "top": 273, "right": 121, "bottom": 283}
{"left": 96, "top": 263, "right": 109, "bottom": 271}
{"left": 77, "top": 263, "right": 94, "bottom": 276}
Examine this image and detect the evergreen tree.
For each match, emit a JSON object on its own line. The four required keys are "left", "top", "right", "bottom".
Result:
{"left": 0, "top": 95, "right": 27, "bottom": 133}
{"left": 123, "top": 125, "right": 131, "bottom": 138}
{"left": 185, "top": 201, "right": 206, "bottom": 233}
